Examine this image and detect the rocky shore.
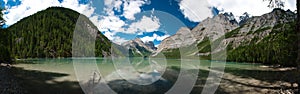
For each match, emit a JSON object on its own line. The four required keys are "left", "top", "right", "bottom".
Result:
{"left": 0, "top": 64, "right": 26, "bottom": 94}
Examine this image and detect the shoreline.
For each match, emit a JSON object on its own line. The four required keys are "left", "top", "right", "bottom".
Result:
{"left": 7, "top": 60, "right": 300, "bottom": 94}
{"left": 0, "top": 64, "right": 26, "bottom": 94}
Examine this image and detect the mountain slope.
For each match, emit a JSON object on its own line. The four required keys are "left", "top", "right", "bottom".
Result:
{"left": 155, "top": 9, "right": 297, "bottom": 66}
{"left": 224, "top": 9, "right": 297, "bottom": 66}
{"left": 121, "top": 38, "right": 156, "bottom": 57}
{"left": 7, "top": 7, "right": 111, "bottom": 58}
{"left": 156, "top": 12, "right": 239, "bottom": 54}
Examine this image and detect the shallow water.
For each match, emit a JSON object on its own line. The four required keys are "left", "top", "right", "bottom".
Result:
{"left": 14, "top": 58, "right": 297, "bottom": 94}
{"left": 15, "top": 57, "right": 260, "bottom": 82}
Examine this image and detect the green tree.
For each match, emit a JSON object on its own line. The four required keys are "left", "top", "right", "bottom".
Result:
{"left": 7, "top": 7, "right": 112, "bottom": 58}
{"left": 0, "top": 6, "right": 11, "bottom": 64}
{"left": 264, "top": 1, "right": 299, "bottom": 92}
{"left": 296, "top": 0, "right": 300, "bottom": 93}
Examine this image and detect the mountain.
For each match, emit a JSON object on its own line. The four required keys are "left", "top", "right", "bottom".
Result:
{"left": 155, "top": 9, "right": 297, "bottom": 66}
{"left": 156, "top": 12, "right": 239, "bottom": 54}
{"left": 224, "top": 9, "right": 297, "bottom": 66}
{"left": 144, "top": 41, "right": 157, "bottom": 51}
{"left": 121, "top": 38, "right": 156, "bottom": 57}
{"left": 6, "top": 7, "right": 111, "bottom": 58}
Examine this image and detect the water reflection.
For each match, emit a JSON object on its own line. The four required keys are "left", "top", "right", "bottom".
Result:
{"left": 105, "top": 58, "right": 167, "bottom": 85}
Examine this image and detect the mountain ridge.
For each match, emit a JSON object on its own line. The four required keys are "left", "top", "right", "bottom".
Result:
{"left": 121, "top": 38, "right": 156, "bottom": 57}
{"left": 154, "top": 8, "right": 297, "bottom": 66}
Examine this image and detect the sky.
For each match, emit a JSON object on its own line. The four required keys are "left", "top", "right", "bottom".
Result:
{"left": 0, "top": 0, "right": 297, "bottom": 46}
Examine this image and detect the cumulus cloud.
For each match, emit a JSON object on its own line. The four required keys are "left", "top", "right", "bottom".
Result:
{"left": 113, "top": 36, "right": 128, "bottom": 45}
{"left": 122, "top": 0, "right": 147, "bottom": 20}
{"left": 102, "top": 31, "right": 115, "bottom": 40}
{"left": 126, "top": 15, "right": 160, "bottom": 34}
{"left": 3, "top": 0, "right": 95, "bottom": 26}
{"left": 103, "top": 31, "right": 128, "bottom": 45}
{"left": 99, "top": 15, "right": 125, "bottom": 32}
{"left": 140, "top": 33, "right": 170, "bottom": 43}
{"left": 99, "top": 0, "right": 161, "bottom": 44}
{"left": 208, "top": 0, "right": 296, "bottom": 17}
{"left": 178, "top": 0, "right": 214, "bottom": 22}
{"left": 3, "top": 0, "right": 165, "bottom": 45}
{"left": 178, "top": 0, "right": 296, "bottom": 22}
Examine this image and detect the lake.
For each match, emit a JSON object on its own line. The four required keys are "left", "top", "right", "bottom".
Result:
{"left": 13, "top": 57, "right": 294, "bottom": 94}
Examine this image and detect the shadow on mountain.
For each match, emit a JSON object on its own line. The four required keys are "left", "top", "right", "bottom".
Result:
{"left": 11, "top": 67, "right": 84, "bottom": 94}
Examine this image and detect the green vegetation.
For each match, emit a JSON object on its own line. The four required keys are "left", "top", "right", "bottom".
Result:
{"left": 6, "top": 7, "right": 111, "bottom": 58}
{"left": 225, "top": 26, "right": 242, "bottom": 38}
{"left": 0, "top": 29, "right": 12, "bottom": 63}
{"left": 227, "top": 22, "right": 297, "bottom": 66}
{"left": 162, "top": 48, "right": 181, "bottom": 59}
{"left": 0, "top": 7, "right": 12, "bottom": 63}
{"left": 253, "top": 26, "right": 272, "bottom": 33}
{"left": 197, "top": 37, "right": 211, "bottom": 53}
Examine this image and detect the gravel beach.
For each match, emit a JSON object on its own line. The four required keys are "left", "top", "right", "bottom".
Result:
{"left": 0, "top": 64, "right": 26, "bottom": 94}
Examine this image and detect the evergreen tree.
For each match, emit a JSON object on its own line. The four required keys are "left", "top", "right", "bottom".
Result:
{"left": 0, "top": 7, "right": 11, "bottom": 64}
{"left": 7, "top": 7, "right": 112, "bottom": 58}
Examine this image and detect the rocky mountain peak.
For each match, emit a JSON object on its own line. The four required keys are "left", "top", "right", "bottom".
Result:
{"left": 154, "top": 9, "right": 296, "bottom": 57}
{"left": 144, "top": 41, "right": 157, "bottom": 51}
{"left": 133, "top": 38, "right": 143, "bottom": 43}
{"left": 121, "top": 38, "right": 157, "bottom": 57}
{"left": 156, "top": 27, "right": 195, "bottom": 53}
{"left": 155, "top": 13, "right": 240, "bottom": 54}
{"left": 223, "top": 12, "right": 238, "bottom": 25}
{"left": 238, "top": 12, "right": 251, "bottom": 26}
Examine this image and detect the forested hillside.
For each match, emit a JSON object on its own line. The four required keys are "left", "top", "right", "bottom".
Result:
{"left": 227, "top": 22, "right": 297, "bottom": 66}
{"left": 0, "top": 29, "right": 11, "bottom": 63}
{"left": 156, "top": 9, "right": 297, "bottom": 66}
{"left": 6, "top": 7, "right": 111, "bottom": 58}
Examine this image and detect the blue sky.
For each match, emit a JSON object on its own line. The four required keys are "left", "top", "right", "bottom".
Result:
{"left": 1, "top": 0, "right": 296, "bottom": 46}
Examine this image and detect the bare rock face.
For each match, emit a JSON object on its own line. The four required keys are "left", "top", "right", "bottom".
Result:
{"left": 217, "top": 9, "right": 296, "bottom": 51}
{"left": 155, "top": 9, "right": 296, "bottom": 56}
{"left": 122, "top": 38, "right": 157, "bottom": 56}
{"left": 191, "top": 12, "right": 239, "bottom": 41}
{"left": 156, "top": 27, "right": 195, "bottom": 52}
{"left": 144, "top": 41, "right": 157, "bottom": 51}
{"left": 156, "top": 13, "right": 239, "bottom": 54}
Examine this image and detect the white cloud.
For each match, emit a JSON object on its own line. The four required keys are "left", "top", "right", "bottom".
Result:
{"left": 126, "top": 15, "right": 160, "bottom": 34}
{"left": 178, "top": 0, "right": 296, "bottom": 22}
{"left": 3, "top": 0, "right": 95, "bottom": 26}
{"left": 113, "top": 36, "right": 128, "bottom": 45}
{"left": 99, "top": 15, "right": 125, "bottom": 32}
{"left": 122, "top": 0, "right": 147, "bottom": 20}
{"left": 3, "top": 0, "right": 8, "bottom": 4}
{"left": 178, "top": 0, "right": 214, "bottom": 22}
{"left": 103, "top": 0, "right": 122, "bottom": 16}
{"left": 103, "top": 31, "right": 115, "bottom": 40}
{"left": 286, "top": 0, "right": 296, "bottom": 11}
{"left": 113, "top": 0, "right": 123, "bottom": 12}
{"left": 140, "top": 34, "right": 170, "bottom": 43}
{"left": 99, "top": 0, "right": 161, "bottom": 45}
{"left": 208, "top": 0, "right": 296, "bottom": 17}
